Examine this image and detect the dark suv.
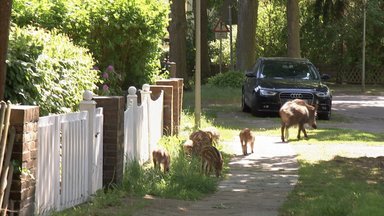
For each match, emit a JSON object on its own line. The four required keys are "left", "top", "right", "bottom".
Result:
{"left": 241, "top": 57, "right": 332, "bottom": 120}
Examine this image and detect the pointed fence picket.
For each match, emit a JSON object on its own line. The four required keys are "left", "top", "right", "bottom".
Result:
{"left": 36, "top": 92, "right": 103, "bottom": 214}
{"left": 124, "top": 84, "right": 164, "bottom": 167}
{"left": 35, "top": 84, "right": 164, "bottom": 214}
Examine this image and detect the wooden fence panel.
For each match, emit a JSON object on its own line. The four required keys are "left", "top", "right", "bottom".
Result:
{"left": 60, "top": 112, "right": 88, "bottom": 210}
{"left": 36, "top": 115, "right": 60, "bottom": 214}
{"left": 93, "top": 107, "right": 103, "bottom": 193}
{"left": 124, "top": 84, "right": 164, "bottom": 167}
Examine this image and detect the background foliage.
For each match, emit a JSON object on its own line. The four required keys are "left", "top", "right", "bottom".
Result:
{"left": 12, "top": 0, "right": 169, "bottom": 90}
{"left": 6, "top": 25, "right": 99, "bottom": 115}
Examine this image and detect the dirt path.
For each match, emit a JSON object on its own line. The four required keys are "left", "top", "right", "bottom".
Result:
{"left": 133, "top": 136, "right": 298, "bottom": 216}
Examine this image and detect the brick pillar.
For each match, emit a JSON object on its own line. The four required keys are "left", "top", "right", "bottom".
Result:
{"left": 150, "top": 85, "right": 173, "bottom": 136}
{"left": 93, "top": 96, "right": 124, "bottom": 187}
{"left": 9, "top": 105, "right": 39, "bottom": 216}
{"left": 156, "top": 78, "right": 183, "bottom": 135}
{"left": 171, "top": 78, "right": 184, "bottom": 134}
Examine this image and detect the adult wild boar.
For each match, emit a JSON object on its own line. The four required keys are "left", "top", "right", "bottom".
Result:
{"left": 279, "top": 99, "right": 317, "bottom": 142}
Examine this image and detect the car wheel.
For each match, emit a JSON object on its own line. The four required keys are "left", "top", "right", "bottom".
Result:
{"left": 250, "top": 97, "right": 262, "bottom": 116}
{"left": 241, "top": 90, "right": 251, "bottom": 112}
{"left": 318, "top": 110, "right": 331, "bottom": 120}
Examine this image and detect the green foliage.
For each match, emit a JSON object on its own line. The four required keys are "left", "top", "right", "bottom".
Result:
{"left": 12, "top": 0, "right": 170, "bottom": 90}
{"left": 6, "top": 25, "right": 99, "bottom": 115}
{"left": 86, "top": 0, "right": 169, "bottom": 89}
{"left": 256, "top": 0, "right": 287, "bottom": 57}
{"left": 12, "top": 0, "right": 67, "bottom": 30}
{"left": 207, "top": 70, "right": 244, "bottom": 88}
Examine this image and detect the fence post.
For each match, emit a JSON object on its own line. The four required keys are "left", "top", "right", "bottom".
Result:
{"left": 125, "top": 87, "right": 138, "bottom": 165}
{"left": 140, "top": 84, "right": 151, "bottom": 162}
{"left": 79, "top": 90, "right": 96, "bottom": 195}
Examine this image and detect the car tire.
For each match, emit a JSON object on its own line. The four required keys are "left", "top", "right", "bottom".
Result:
{"left": 241, "top": 90, "right": 251, "bottom": 112}
{"left": 250, "top": 97, "right": 262, "bottom": 116}
{"left": 318, "top": 110, "right": 331, "bottom": 120}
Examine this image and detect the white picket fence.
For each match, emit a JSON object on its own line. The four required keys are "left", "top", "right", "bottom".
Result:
{"left": 35, "top": 84, "right": 164, "bottom": 214}
{"left": 36, "top": 91, "right": 103, "bottom": 214}
{"left": 124, "top": 84, "right": 164, "bottom": 166}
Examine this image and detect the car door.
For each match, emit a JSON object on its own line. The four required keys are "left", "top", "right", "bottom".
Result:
{"left": 243, "top": 59, "right": 261, "bottom": 104}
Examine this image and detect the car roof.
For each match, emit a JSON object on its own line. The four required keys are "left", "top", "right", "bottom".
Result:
{"left": 259, "top": 57, "right": 310, "bottom": 63}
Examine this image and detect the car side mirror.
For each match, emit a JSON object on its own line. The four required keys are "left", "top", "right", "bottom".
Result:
{"left": 245, "top": 71, "right": 256, "bottom": 78}
{"left": 321, "top": 74, "right": 331, "bottom": 80}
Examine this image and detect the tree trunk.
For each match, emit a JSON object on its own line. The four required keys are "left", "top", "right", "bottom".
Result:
{"left": 200, "top": 0, "right": 210, "bottom": 79}
{"left": 287, "top": 0, "right": 301, "bottom": 58}
{"left": 0, "top": 0, "right": 13, "bottom": 100}
{"left": 169, "top": 0, "right": 188, "bottom": 81}
{"left": 236, "top": 0, "right": 258, "bottom": 71}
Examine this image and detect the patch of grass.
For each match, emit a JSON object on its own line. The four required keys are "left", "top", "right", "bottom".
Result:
{"left": 120, "top": 150, "right": 221, "bottom": 201}
{"left": 281, "top": 128, "right": 384, "bottom": 145}
{"left": 183, "top": 85, "right": 241, "bottom": 108}
{"left": 328, "top": 83, "right": 384, "bottom": 96}
{"left": 280, "top": 156, "right": 384, "bottom": 216}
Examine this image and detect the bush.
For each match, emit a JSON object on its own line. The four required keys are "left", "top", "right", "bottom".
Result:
{"left": 6, "top": 25, "right": 100, "bottom": 115}
{"left": 87, "top": 0, "right": 169, "bottom": 89}
{"left": 12, "top": 0, "right": 170, "bottom": 90}
{"left": 207, "top": 71, "right": 244, "bottom": 88}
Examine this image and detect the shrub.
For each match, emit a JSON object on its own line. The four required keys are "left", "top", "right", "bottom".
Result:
{"left": 6, "top": 25, "right": 100, "bottom": 115}
{"left": 12, "top": 0, "right": 170, "bottom": 90}
{"left": 207, "top": 70, "right": 244, "bottom": 88}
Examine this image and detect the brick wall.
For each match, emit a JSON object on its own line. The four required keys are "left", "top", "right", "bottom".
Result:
{"left": 94, "top": 96, "right": 125, "bottom": 187}
{"left": 156, "top": 78, "right": 183, "bottom": 136}
{"left": 9, "top": 105, "right": 39, "bottom": 216}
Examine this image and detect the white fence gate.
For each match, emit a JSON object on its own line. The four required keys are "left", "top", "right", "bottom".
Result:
{"left": 36, "top": 93, "right": 103, "bottom": 214}
{"left": 124, "top": 84, "right": 164, "bottom": 166}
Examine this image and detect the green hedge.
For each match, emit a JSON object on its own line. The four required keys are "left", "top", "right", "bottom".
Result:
{"left": 12, "top": 0, "right": 169, "bottom": 90}
{"left": 207, "top": 71, "right": 245, "bottom": 88}
{"left": 6, "top": 25, "right": 100, "bottom": 115}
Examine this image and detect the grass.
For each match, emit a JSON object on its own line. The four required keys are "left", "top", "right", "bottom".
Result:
{"left": 327, "top": 83, "right": 384, "bottom": 96}
{"left": 56, "top": 84, "right": 384, "bottom": 215}
{"left": 280, "top": 156, "right": 384, "bottom": 216}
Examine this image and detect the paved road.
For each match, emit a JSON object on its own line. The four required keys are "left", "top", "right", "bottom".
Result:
{"left": 330, "top": 95, "right": 384, "bottom": 133}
